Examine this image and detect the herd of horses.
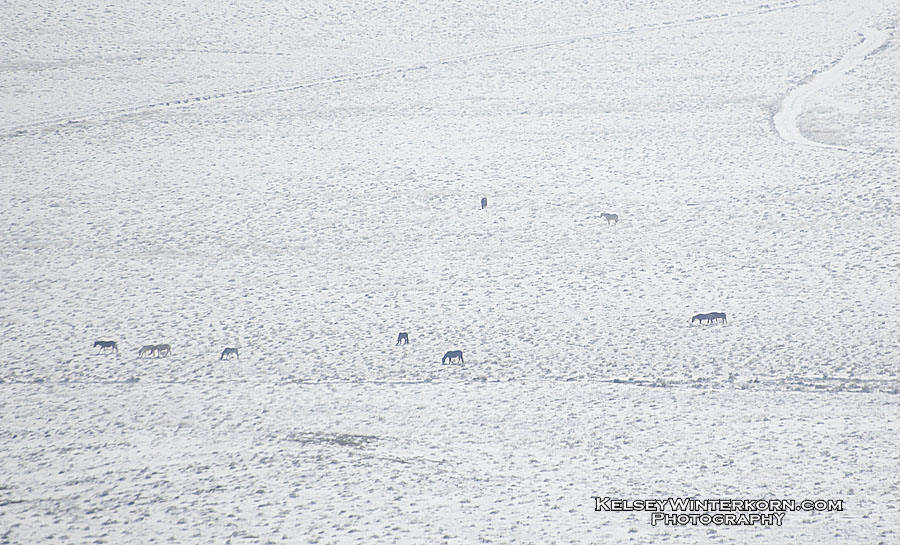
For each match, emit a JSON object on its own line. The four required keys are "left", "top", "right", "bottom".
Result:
{"left": 137, "top": 344, "right": 172, "bottom": 358}
{"left": 92, "top": 204, "right": 726, "bottom": 365}
{"left": 95, "top": 310, "right": 726, "bottom": 364}
{"left": 691, "top": 312, "right": 727, "bottom": 325}
{"left": 93, "top": 341, "right": 238, "bottom": 360}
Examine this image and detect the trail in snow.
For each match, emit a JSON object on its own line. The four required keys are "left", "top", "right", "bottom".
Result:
{"left": 774, "top": 25, "right": 889, "bottom": 150}
{"left": 1, "top": 0, "right": 819, "bottom": 138}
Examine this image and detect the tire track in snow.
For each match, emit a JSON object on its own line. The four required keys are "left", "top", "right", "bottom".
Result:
{"left": 2, "top": 1, "right": 821, "bottom": 138}
{"left": 774, "top": 25, "right": 891, "bottom": 151}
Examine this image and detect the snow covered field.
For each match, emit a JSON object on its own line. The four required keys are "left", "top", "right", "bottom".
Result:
{"left": 2, "top": 0, "right": 899, "bottom": 543}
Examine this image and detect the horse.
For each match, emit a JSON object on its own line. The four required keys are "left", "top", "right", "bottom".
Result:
{"left": 691, "top": 313, "right": 712, "bottom": 325}
{"left": 137, "top": 345, "right": 156, "bottom": 358}
{"left": 154, "top": 344, "right": 172, "bottom": 357}
{"left": 481, "top": 197, "right": 488, "bottom": 209}
{"left": 442, "top": 350, "right": 464, "bottom": 364}
{"left": 220, "top": 347, "right": 239, "bottom": 360}
{"left": 94, "top": 340, "right": 118, "bottom": 354}
{"left": 600, "top": 212, "right": 618, "bottom": 225}
{"left": 396, "top": 332, "right": 409, "bottom": 345}
{"left": 709, "top": 312, "right": 727, "bottom": 324}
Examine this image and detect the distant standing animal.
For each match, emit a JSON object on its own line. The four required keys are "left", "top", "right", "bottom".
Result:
{"left": 442, "top": 350, "right": 464, "bottom": 364}
{"left": 481, "top": 197, "right": 488, "bottom": 209}
{"left": 220, "top": 347, "right": 239, "bottom": 360}
{"left": 137, "top": 345, "right": 157, "bottom": 358}
{"left": 94, "top": 340, "right": 118, "bottom": 354}
{"left": 600, "top": 212, "right": 619, "bottom": 225}
{"left": 397, "top": 332, "right": 409, "bottom": 345}
{"left": 154, "top": 344, "right": 172, "bottom": 357}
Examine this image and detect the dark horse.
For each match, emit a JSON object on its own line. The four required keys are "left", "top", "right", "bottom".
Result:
{"left": 397, "top": 332, "right": 409, "bottom": 345}
{"left": 442, "top": 350, "right": 464, "bottom": 364}
{"left": 691, "top": 312, "right": 727, "bottom": 325}
{"left": 220, "top": 347, "right": 239, "bottom": 360}
{"left": 481, "top": 197, "right": 488, "bottom": 209}
{"left": 691, "top": 313, "right": 712, "bottom": 325}
{"left": 94, "top": 340, "right": 118, "bottom": 353}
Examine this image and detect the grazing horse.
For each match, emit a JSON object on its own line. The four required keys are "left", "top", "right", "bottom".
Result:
{"left": 481, "top": 197, "right": 488, "bottom": 209}
{"left": 600, "top": 212, "right": 618, "bottom": 225}
{"left": 220, "top": 347, "right": 239, "bottom": 360}
{"left": 396, "top": 332, "right": 409, "bottom": 345}
{"left": 154, "top": 344, "right": 172, "bottom": 357}
{"left": 137, "top": 345, "right": 156, "bottom": 358}
{"left": 691, "top": 313, "right": 712, "bottom": 325}
{"left": 442, "top": 350, "right": 464, "bottom": 364}
{"left": 94, "top": 340, "right": 118, "bottom": 354}
{"left": 709, "top": 312, "right": 727, "bottom": 324}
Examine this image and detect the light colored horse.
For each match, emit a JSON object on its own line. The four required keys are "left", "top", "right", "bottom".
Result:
{"left": 137, "top": 345, "right": 156, "bottom": 358}
{"left": 442, "top": 350, "right": 464, "bottom": 364}
{"left": 220, "top": 347, "right": 239, "bottom": 360}
{"left": 600, "top": 213, "right": 618, "bottom": 225}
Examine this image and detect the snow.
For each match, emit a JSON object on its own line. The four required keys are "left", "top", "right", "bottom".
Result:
{"left": 2, "top": 0, "right": 900, "bottom": 543}
{"left": 774, "top": 25, "right": 889, "bottom": 150}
